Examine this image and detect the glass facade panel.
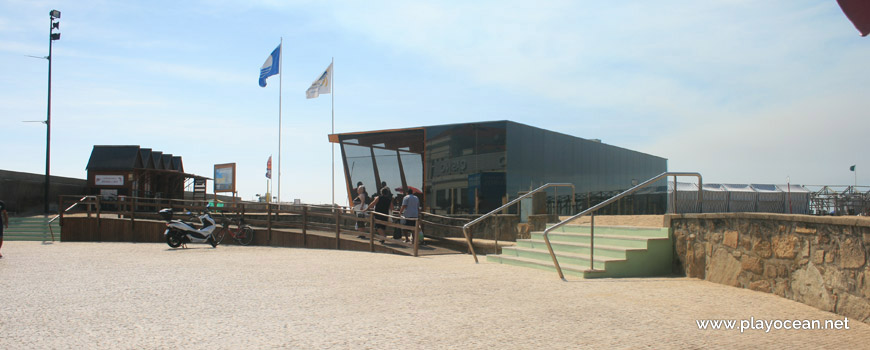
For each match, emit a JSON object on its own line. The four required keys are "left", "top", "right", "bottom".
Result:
{"left": 424, "top": 122, "right": 506, "bottom": 214}
{"left": 335, "top": 121, "right": 667, "bottom": 215}
{"left": 505, "top": 121, "right": 668, "bottom": 215}
{"left": 372, "top": 148, "right": 403, "bottom": 196}
{"left": 399, "top": 151, "right": 423, "bottom": 192}
{"left": 342, "top": 144, "right": 377, "bottom": 205}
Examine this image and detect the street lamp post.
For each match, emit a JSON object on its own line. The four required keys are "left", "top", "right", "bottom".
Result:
{"left": 45, "top": 9, "right": 60, "bottom": 214}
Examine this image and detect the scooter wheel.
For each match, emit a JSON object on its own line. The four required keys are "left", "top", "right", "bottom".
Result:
{"left": 166, "top": 231, "right": 183, "bottom": 248}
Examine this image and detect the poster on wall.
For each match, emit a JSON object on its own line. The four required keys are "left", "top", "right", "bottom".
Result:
{"left": 214, "top": 163, "right": 236, "bottom": 193}
{"left": 100, "top": 189, "right": 118, "bottom": 201}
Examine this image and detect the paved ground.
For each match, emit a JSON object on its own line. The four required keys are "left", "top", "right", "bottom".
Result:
{"left": 1, "top": 242, "right": 869, "bottom": 349}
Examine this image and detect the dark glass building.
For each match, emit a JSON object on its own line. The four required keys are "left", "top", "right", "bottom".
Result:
{"left": 329, "top": 121, "right": 667, "bottom": 215}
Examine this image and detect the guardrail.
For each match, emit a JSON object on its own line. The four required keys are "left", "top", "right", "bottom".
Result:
{"left": 543, "top": 172, "right": 702, "bottom": 280}
{"left": 461, "top": 183, "right": 575, "bottom": 263}
{"left": 54, "top": 195, "right": 431, "bottom": 256}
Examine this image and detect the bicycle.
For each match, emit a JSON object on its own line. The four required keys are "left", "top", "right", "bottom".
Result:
{"left": 215, "top": 217, "right": 254, "bottom": 246}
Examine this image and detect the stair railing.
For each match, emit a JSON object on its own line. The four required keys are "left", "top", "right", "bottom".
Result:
{"left": 462, "top": 183, "right": 575, "bottom": 263}
{"left": 49, "top": 195, "right": 91, "bottom": 224}
{"left": 46, "top": 195, "right": 94, "bottom": 241}
{"left": 543, "top": 172, "right": 702, "bottom": 280}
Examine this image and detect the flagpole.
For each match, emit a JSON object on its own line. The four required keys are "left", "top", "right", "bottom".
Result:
{"left": 278, "top": 37, "right": 283, "bottom": 204}
{"left": 331, "top": 57, "right": 335, "bottom": 208}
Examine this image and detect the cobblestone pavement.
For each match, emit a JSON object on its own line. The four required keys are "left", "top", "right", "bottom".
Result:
{"left": 1, "top": 242, "right": 868, "bottom": 349}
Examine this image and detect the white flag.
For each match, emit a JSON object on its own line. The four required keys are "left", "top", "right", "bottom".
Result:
{"left": 306, "top": 63, "right": 332, "bottom": 99}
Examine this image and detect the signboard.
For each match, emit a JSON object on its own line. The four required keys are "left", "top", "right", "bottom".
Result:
{"left": 214, "top": 163, "right": 236, "bottom": 193}
{"left": 100, "top": 189, "right": 118, "bottom": 201}
{"left": 95, "top": 175, "right": 124, "bottom": 186}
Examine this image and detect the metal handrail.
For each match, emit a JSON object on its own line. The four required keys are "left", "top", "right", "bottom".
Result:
{"left": 543, "top": 172, "right": 702, "bottom": 280}
{"left": 48, "top": 195, "right": 92, "bottom": 224}
{"left": 462, "top": 183, "right": 575, "bottom": 263}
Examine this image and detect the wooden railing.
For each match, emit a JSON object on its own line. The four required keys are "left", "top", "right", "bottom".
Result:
{"left": 55, "top": 195, "right": 439, "bottom": 256}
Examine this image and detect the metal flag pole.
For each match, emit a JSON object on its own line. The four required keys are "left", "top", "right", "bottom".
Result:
{"left": 278, "top": 37, "right": 283, "bottom": 204}
{"left": 331, "top": 57, "right": 335, "bottom": 208}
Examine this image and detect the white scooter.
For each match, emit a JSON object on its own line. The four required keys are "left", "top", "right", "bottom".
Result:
{"left": 159, "top": 207, "right": 218, "bottom": 248}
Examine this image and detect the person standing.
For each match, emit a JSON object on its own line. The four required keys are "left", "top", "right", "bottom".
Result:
{"left": 354, "top": 183, "right": 370, "bottom": 237}
{"left": 399, "top": 188, "right": 420, "bottom": 243}
{"left": 0, "top": 200, "right": 7, "bottom": 258}
{"left": 367, "top": 186, "right": 393, "bottom": 243}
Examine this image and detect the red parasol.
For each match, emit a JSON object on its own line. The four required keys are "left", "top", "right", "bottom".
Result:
{"left": 395, "top": 186, "right": 423, "bottom": 195}
{"left": 838, "top": 0, "right": 870, "bottom": 37}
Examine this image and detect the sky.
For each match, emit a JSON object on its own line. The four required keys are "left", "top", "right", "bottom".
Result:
{"left": 1, "top": 0, "right": 868, "bottom": 205}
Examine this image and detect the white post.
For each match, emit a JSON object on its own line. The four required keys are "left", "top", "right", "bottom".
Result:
{"left": 331, "top": 57, "right": 335, "bottom": 208}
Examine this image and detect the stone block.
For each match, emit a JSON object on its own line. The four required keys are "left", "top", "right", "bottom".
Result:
{"left": 791, "top": 264, "right": 836, "bottom": 312}
{"left": 863, "top": 269, "right": 870, "bottom": 299}
{"left": 836, "top": 293, "right": 870, "bottom": 323}
{"left": 732, "top": 250, "right": 742, "bottom": 258}
{"left": 764, "top": 264, "right": 778, "bottom": 279}
{"left": 685, "top": 242, "right": 706, "bottom": 278}
{"left": 864, "top": 232, "right": 870, "bottom": 244}
{"left": 740, "top": 236, "right": 752, "bottom": 251}
{"left": 754, "top": 240, "right": 772, "bottom": 258}
{"left": 823, "top": 268, "right": 850, "bottom": 291}
{"left": 675, "top": 234, "right": 687, "bottom": 260}
{"left": 796, "top": 226, "right": 817, "bottom": 235}
{"left": 818, "top": 232, "right": 830, "bottom": 245}
{"left": 773, "top": 235, "right": 798, "bottom": 259}
{"left": 826, "top": 250, "right": 836, "bottom": 263}
{"left": 741, "top": 256, "right": 764, "bottom": 275}
{"left": 712, "top": 232, "right": 722, "bottom": 243}
{"left": 749, "top": 280, "right": 772, "bottom": 293}
{"left": 774, "top": 280, "right": 789, "bottom": 297}
{"left": 691, "top": 242, "right": 706, "bottom": 278}
{"left": 839, "top": 238, "right": 867, "bottom": 269}
{"left": 812, "top": 250, "right": 825, "bottom": 265}
{"left": 707, "top": 248, "right": 741, "bottom": 287}
{"left": 724, "top": 230, "right": 739, "bottom": 248}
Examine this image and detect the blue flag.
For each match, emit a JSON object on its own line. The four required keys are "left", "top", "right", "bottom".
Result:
{"left": 259, "top": 44, "right": 281, "bottom": 87}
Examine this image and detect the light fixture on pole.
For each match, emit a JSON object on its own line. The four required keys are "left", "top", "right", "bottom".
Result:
{"left": 45, "top": 9, "right": 60, "bottom": 214}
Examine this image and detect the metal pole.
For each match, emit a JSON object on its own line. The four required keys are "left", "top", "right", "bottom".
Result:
{"left": 277, "top": 37, "right": 282, "bottom": 204}
{"left": 787, "top": 176, "right": 792, "bottom": 214}
{"left": 331, "top": 57, "right": 335, "bottom": 208}
{"left": 44, "top": 16, "right": 54, "bottom": 215}
{"left": 590, "top": 213, "right": 595, "bottom": 270}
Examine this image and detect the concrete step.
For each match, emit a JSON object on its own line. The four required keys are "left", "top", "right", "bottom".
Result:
{"left": 5, "top": 217, "right": 60, "bottom": 241}
{"left": 531, "top": 231, "right": 662, "bottom": 249}
{"left": 489, "top": 224, "right": 674, "bottom": 278}
{"left": 516, "top": 239, "right": 641, "bottom": 259}
{"left": 485, "top": 255, "right": 592, "bottom": 278}
{"left": 500, "top": 246, "right": 618, "bottom": 270}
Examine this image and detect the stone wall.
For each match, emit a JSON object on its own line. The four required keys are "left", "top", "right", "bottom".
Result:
{"left": 669, "top": 213, "right": 870, "bottom": 323}
{"left": 0, "top": 169, "right": 88, "bottom": 215}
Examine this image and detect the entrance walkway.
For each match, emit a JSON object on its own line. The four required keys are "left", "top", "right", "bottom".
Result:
{"left": 1, "top": 242, "right": 867, "bottom": 349}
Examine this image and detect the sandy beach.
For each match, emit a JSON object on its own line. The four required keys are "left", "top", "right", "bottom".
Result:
{"left": 1, "top": 241, "right": 868, "bottom": 349}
